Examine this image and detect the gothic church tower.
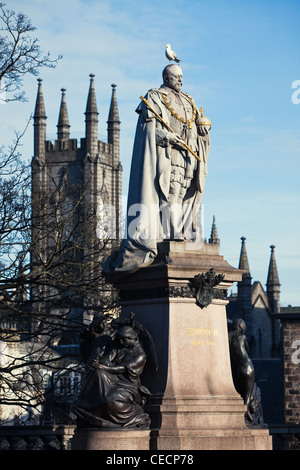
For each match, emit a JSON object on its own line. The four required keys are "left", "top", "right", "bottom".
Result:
{"left": 32, "top": 74, "right": 122, "bottom": 241}
{"left": 31, "top": 75, "right": 122, "bottom": 330}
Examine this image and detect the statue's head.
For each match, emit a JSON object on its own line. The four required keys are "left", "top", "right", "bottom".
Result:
{"left": 233, "top": 318, "right": 246, "bottom": 334}
{"left": 162, "top": 64, "right": 183, "bottom": 92}
{"left": 117, "top": 326, "right": 138, "bottom": 348}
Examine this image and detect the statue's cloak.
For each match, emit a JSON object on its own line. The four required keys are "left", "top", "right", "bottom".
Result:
{"left": 72, "top": 343, "right": 150, "bottom": 429}
{"left": 103, "top": 88, "right": 210, "bottom": 273}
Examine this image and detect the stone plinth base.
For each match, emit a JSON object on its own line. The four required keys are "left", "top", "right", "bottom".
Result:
{"left": 104, "top": 241, "right": 272, "bottom": 451}
{"left": 151, "top": 428, "right": 272, "bottom": 450}
{"left": 71, "top": 429, "right": 150, "bottom": 450}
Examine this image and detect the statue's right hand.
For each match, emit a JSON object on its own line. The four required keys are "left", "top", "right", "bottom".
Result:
{"left": 167, "top": 132, "right": 185, "bottom": 149}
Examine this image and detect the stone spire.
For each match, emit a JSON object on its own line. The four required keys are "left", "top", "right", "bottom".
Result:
{"left": 107, "top": 83, "right": 120, "bottom": 165}
{"left": 237, "top": 236, "right": 253, "bottom": 341}
{"left": 238, "top": 236, "right": 251, "bottom": 278}
{"left": 208, "top": 215, "right": 220, "bottom": 245}
{"left": 266, "top": 245, "right": 281, "bottom": 314}
{"left": 107, "top": 84, "right": 120, "bottom": 124}
{"left": 85, "top": 74, "right": 98, "bottom": 157}
{"left": 33, "top": 78, "right": 47, "bottom": 160}
{"left": 57, "top": 88, "right": 70, "bottom": 141}
{"left": 267, "top": 245, "right": 280, "bottom": 287}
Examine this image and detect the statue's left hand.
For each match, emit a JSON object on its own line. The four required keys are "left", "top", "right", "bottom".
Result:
{"left": 198, "top": 126, "right": 210, "bottom": 136}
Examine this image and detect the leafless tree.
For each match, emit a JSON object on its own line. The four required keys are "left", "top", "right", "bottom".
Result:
{"left": 0, "top": 2, "right": 62, "bottom": 103}
{"left": 0, "top": 4, "right": 119, "bottom": 424}
{"left": 0, "top": 168, "right": 119, "bottom": 424}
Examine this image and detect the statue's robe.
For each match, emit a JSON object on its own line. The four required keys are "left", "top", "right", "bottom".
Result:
{"left": 72, "top": 343, "right": 150, "bottom": 429}
{"left": 103, "top": 87, "right": 210, "bottom": 273}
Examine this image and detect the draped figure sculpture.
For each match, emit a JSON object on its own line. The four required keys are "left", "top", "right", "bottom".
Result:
{"left": 103, "top": 64, "right": 210, "bottom": 274}
{"left": 72, "top": 315, "right": 157, "bottom": 430}
{"left": 228, "top": 319, "right": 267, "bottom": 427}
{"left": 228, "top": 319, "right": 255, "bottom": 422}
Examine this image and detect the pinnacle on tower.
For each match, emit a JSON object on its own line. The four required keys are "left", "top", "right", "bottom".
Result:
{"left": 208, "top": 215, "right": 220, "bottom": 245}
{"left": 238, "top": 236, "right": 251, "bottom": 279}
{"left": 237, "top": 236, "right": 253, "bottom": 339}
{"left": 107, "top": 83, "right": 120, "bottom": 166}
{"left": 85, "top": 74, "right": 98, "bottom": 157}
{"left": 107, "top": 83, "right": 120, "bottom": 125}
{"left": 33, "top": 78, "right": 47, "bottom": 159}
{"left": 34, "top": 78, "right": 46, "bottom": 118}
{"left": 266, "top": 245, "right": 280, "bottom": 288}
{"left": 266, "top": 245, "right": 281, "bottom": 315}
{"left": 85, "top": 74, "right": 98, "bottom": 115}
{"left": 57, "top": 88, "right": 70, "bottom": 141}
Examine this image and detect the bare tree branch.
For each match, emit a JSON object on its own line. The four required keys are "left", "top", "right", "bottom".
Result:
{"left": 0, "top": 2, "right": 62, "bottom": 103}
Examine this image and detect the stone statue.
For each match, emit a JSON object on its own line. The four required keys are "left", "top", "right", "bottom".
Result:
{"left": 103, "top": 64, "right": 210, "bottom": 274}
{"left": 228, "top": 319, "right": 267, "bottom": 427}
{"left": 72, "top": 314, "right": 157, "bottom": 430}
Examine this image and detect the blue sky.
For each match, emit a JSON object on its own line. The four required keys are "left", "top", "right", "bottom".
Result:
{"left": 2, "top": 0, "right": 300, "bottom": 306}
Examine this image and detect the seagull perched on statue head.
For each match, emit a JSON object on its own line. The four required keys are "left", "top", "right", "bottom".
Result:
{"left": 165, "top": 44, "right": 181, "bottom": 63}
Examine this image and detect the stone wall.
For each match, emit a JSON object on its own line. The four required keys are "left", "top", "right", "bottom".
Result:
{"left": 281, "top": 318, "right": 300, "bottom": 424}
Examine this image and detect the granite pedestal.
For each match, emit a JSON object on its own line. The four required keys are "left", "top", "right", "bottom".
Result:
{"left": 106, "top": 241, "right": 272, "bottom": 450}
{"left": 71, "top": 429, "right": 150, "bottom": 450}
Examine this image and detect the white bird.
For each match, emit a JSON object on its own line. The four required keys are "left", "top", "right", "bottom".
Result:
{"left": 165, "top": 44, "right": 181, "bottom": 63}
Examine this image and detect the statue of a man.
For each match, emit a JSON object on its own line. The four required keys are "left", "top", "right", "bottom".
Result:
{"left": 103, "top": 64, "right": 210, "bottom": 273}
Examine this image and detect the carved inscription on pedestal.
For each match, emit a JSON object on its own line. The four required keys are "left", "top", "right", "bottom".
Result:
{"left": 185, "top": 327, "right": 219, "bottom": 346}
